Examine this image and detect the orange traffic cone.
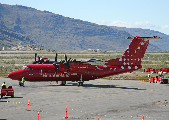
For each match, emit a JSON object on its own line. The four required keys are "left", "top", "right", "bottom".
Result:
{"left": 27, "top": 100, "right": 30, "bottom": 111}
{"left": 38, "top": 112, "right": 39, "bottom": 120}
{"left": 98, "top": 117, "right": 99, "bottom": 120}
{"left": 65, "top": 106, "right": 68, "bottom": 119}
{"left": 142, "top": 115, "right": 144, "bottom": 120}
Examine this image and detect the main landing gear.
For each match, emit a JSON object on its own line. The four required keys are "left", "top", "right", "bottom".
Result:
{"left": 60, "top": 81, "right": 66, "bottom": 85}
{"left": 58, "top": 73, "right": 84, "bottom": 87}
{"left": 77, "top": 73, "right": 84, "bottom": 87}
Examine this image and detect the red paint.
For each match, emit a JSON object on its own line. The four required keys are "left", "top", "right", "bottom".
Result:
{"left": 8, "top": 36, "right": 161, "bottom": 84}
{"left": 1, "top": 87, "right": 14, "bottom": 98}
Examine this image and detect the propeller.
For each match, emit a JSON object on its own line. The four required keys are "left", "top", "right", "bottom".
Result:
{"left": 64, "top": 54, "right": 71, "bottom": 72}
{"left": 53, "top": 62, "right": 59, "bottom": 74}
{"left": 38, "top": 56, "right": 40, "bottom": 62}
{"left": 33, "top": 53, "right": 37, "bottom": 64}
{"left": 35, "top": 53, "right": 37, "bottom": 62}
{"left": 53, "top": 53, "right": 59, "bottom": 74}
{"left": 55, "top": 53, "right": 57, "bottom": 62}
{"left": 64, "top": 54, "right": 67, "bottom": 62}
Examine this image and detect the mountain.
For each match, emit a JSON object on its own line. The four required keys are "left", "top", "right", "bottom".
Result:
{"left": 111, "top": 26, "right": 169, "bottom": 51}
{"left": 0, "top": 23, "right": 46, "bottom": 49}
{"left": 0, "top": 3, "right": 165, "bottom": 52}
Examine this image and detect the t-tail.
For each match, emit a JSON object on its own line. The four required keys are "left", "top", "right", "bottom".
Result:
{"left": 106, "top": 36, "right": 162, "bottom": 72}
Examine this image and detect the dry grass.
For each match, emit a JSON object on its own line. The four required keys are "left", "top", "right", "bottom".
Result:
{"left": 1, "top": 51, "right": 169, "bottom": 79}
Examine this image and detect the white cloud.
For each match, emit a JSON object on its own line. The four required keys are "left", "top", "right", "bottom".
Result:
{"left": 101, "top": 20, "right": 106, "bottom": 23}
{"left": 162, "top": 25, "right": 169, "bottom": 29}
{"left": 109, "top": 21, "right": 132, "bottom": 27}
{"left": 97, "top": 20, "right": 169, "bottom": 35}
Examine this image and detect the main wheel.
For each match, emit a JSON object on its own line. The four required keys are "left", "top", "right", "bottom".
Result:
{"left": 11, "top": 93, "right": 14, "bottom": 98}
{"left": 60, "top": 81, "right": 66, "bottom": 85}
{"left": 78, "top": 82, "right": 83, "bottom": 86}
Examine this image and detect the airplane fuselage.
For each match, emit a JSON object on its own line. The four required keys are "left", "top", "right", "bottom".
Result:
{"left": 8, "top": 63, "right": 141, "bottom": 82}
{"left": 8, "top": 36, "right": 161, "bottom": 84}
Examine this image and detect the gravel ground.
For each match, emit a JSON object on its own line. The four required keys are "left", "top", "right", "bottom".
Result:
{"left": 1, "top": 77, "right": 169, "bottom": 120}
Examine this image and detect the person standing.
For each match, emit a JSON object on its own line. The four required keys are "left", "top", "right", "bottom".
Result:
{"left": 22, "top": 77, "right": 25, "bottom": 87}
{"left": 1, "top": 82, "right": 6, "bottom": 88}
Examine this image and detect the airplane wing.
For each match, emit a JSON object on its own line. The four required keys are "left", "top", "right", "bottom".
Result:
{"left": 86, "top": 59, "right": 108, "bottom": 65}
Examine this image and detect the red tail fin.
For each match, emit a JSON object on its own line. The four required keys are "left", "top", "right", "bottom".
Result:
{"left": 121, "top": 36, "right": 149, "bottom": 66}
{"left": 107, "top": 36, "right": 161, "bottom": 67}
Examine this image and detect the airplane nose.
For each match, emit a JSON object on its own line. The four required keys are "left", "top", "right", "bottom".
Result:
{"left": 8, "top": 72, "right": 14, "bottom": 79}
{"left": 8, "top": 70, "right": 23, "bottom": 81}
{"left": 8, "top": 71, "right": 19, "bottom": 80}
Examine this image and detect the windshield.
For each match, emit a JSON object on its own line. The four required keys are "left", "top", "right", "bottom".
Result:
{"left": 21, "top": 66, "right": 32, "bottom": 70}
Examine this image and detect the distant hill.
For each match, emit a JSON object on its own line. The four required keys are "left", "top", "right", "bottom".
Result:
{"left": 0, "top": 3, "right": 165, "bottom": 52}
{"left": 0, "top": 24, "right": 45, "bottom": 50}
{"left": 110, "top": 26, "right": 169, "bottom": 51}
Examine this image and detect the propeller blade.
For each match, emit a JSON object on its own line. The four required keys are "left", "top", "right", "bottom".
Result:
{"left": 63, "top": 54, "right": 71, "bottom": 72}
{"left": 68, "top": 58, "right": 71, "bottom": 62}
{"left": 55, "top": 65, "right": 58, "bottom": 74}
{"left": 38, "top": 56, "right": 40, "bottom": 62}
{"left": 64, "top": 64, "right": 66, "bottom": 69}
{"left": 55, "top": 53, "right": 57, "bottom": 62}
{"left": 67, "top": 65, "right": 70, "bottom": 72}
{"left": 35, "top": 53, "right": 37, "bottom": 62}
{"left": 65, "top": 54, "right": 67, "bottom": 62}
{"left": 53, "top": 62, "right": 59, "bottom": 74}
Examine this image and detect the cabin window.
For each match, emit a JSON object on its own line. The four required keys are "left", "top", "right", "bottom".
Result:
{"left": 21, "top": 66, "right": 27, "bottom": 69}
{"left": 25, "top": 67, "right": 32, "bottom": 70}
{"left": 21, "top": 66, "right": 32, "bottom": 70}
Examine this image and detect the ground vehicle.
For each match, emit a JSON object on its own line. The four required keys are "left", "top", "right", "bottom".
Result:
{"left": 144, "top": 68, "right": 152, "bottom": 72}
{"left": 0, "top": 86, "right": 14, "bottom": 98}
{"left": 150, "top": 76, "right": 168, "bottom": 84}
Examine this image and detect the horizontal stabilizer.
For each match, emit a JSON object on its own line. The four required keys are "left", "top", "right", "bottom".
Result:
{"left": 127, "top": 36, "right": 162, "bottom": 39}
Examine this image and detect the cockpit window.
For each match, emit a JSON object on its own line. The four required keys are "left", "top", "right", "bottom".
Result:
{"left": 25, "top": 67, "right": 32, "bottom": 70}
{"left": 21, "top": 66, "right": 27, "bottom": 69}
{"left": 21, "top": 66, "right": 32, "bottom": 70}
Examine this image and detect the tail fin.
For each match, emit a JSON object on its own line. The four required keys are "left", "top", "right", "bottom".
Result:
{"left": 107, "top": 36, "right": 161, "bottom": 66}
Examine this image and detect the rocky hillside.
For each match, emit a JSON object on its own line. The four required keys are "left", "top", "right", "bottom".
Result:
{"left": 111, "top": 26, "right": 169, "bottom": 51}
{"left": 0, "top": 3, "right": 164, "bottom": 52}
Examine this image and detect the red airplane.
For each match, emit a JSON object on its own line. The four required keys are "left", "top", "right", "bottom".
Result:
{"left": 8, "top": 36, "right": 161, "bottom": 86}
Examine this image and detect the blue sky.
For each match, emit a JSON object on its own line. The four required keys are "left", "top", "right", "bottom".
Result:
{"left": 1, "top": 0, "right": 169, "bottom": 35}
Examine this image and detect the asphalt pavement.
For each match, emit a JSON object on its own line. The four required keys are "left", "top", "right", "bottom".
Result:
{"left": 0, "top": 77, "right": 169, "bottom": 120}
